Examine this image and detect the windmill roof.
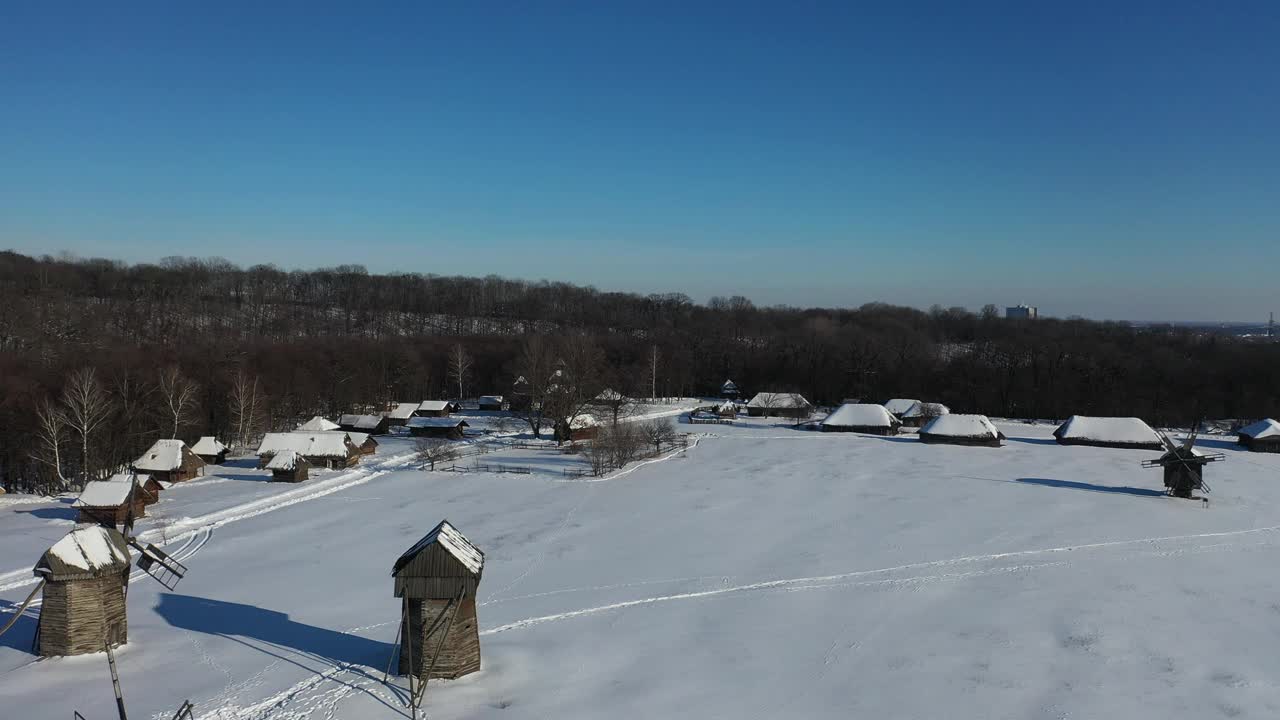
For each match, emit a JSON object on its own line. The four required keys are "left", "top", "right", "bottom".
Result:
{"left": 417, "top": 400, "right": 451, "bottom": 412}
{"left": 1239, "top": 419, "right": 1280, "bottom": 440}
{"left": 393, "top": 520, "right": 484, "bottom": 577}
{"left": 884, "top": 399, "right": 921, "bottom": 416}
{"left": 35, "top": 525, "right": 132, "bottom": 579}
{"left": 920, "top": 414, "right": 1000, "bottom": 439}
{"left": 257, "top": 432, "right": 354, "bottom": 458}
{"left": 822, "top": 403, "right": 899, "bottom": 428}
{"left": 133, "top": 439, "right": 189, "bottom": 472}
{"left": 338, "top": 414, "right": 384, "bottom": 430}
{"left": 191, "top": 436, "right": 227, "bottom": 455}
{"left": 1054, "top": 416, "right": 1162, "bottom": 445}
{"left": 297, "top": 416, "right": 341, "bottom": 432}
{"left": 746, "top": 392, "right": 809, "bottom": 409}
{"left": 406, "top": 417, "right": 469, "bottom": 429}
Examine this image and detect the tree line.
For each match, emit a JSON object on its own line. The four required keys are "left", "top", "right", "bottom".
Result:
{"left": 2, "top": 250, "right": 1278, "bottom": 493}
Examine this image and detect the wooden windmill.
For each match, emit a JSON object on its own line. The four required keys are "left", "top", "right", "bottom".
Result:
{"left": 1142, "top": 427, "right": 1225, "bottom": 499}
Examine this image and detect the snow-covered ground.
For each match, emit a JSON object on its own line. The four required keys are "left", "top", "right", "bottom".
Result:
{"left": 4, "top": 416, "right": 1280, "bottom": 719}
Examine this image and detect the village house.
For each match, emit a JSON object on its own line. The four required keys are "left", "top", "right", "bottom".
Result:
{"left": 386, "top": 402, "right": 420, "bottom": 426}
{"left": 257, "top": 432, "right": 362, "bottom": 469}
{"left": 132, "top": 439, "right": 205, "bottom": 483}
{"left": 338, "top": 413, "right": 391, "bottom": 436}
{"left": 918, "top": 414, "right": 1004, "bottom": 447}
{"left": 191, "top": 436, "right": 229, "bottom": 465}
{"left": 745, "top": 392, "right": 812, "bottom": 418}
{"left": 266, "top": 449, "right": 311, "bottom": 482}
{"left": 883, "top": 398, "right": 921, "bottom": 418}
{"left": 297, "top": 416, "right": 341, "bottom": 432}
{"left": 407, "top": 417, "right": 469, "bottom": 440}
{"left": 716, "top": 400, "right": 738, "bottom": 419}
{"left": 415, "top": 400, "right": 454, "bottom": 418}
{"left": 1237, "top": 419, "right": 1280, "bottom": 453}
{"left": 820, "top": 403, "right": 901, "bottom": 435}
{"left": 898, "top": 401, "right": 952, "bottom": 428}
{"left": 73, "top": 473, "right": 156, "bottom": 526}
{"left": 555, "top": 413, "right": 600, "bottom": 442}
{"left": 1053, "top": 416, "right": 1165, "bottom": 450}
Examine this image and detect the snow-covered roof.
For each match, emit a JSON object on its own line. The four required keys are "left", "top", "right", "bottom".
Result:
{"left": 338, "top": 414, "right": 383, "bottom": 430}
{"left": 417, "top": 400, "right": 451, "bottom": 412}
{"left": 920, "top": 414, "right": 1000, "bottom": 439}
{"left": 822, "top": 403, "right": 899, "bottom": 428}
{"left": 717, "top": 401, "right": 737, "bottom": 412}
{"left": 134, "top": 439, "right": 189, "bottom": 472}
{"left": 191, "top": 436, "right": 227, "bottom": 455}
{"left": 387, "top": 402, "right": 419, "bottom": 420}
{"left": 570, "top": 413, "right": 599, "bottom": 429}
{"left": 297, "top": 416, "right": 340, "bottom": 432}
{"left": 721, "top": 379, "right": 738, "bottom": 390}
{"left": 75, "top": 476, "right": 137, "bottom": 507}
{"left": 343, "top": 431, "right": 371, "bottom": 447}
{"left": 1054, "top": 416, "right": 1162, "bottom": 445}
{"left": 36, "top": 525, "right": 131, "bottom": 578}
{"left": 257, "top": 432, "right": 354, "bottom": 458}
{"left": 478, "top": 395, "right": 504, "bottom": 404}
{"left": 406, "top": 417, "right": 469, "bottom": 429}
{"left": 1239, "top": 419, "right": 1280, "bottom": 440}
{"left": 901, "top": 402, "right": 951, "bottom": 419}
{"left": 266, "top": 449, "right": 304, "bottom": 471}
{"left": 595, "top": 389, "right": 626, "bottom": 402}
{"left": 884, "top": 399, "right": 920, "bottom": 416}
{"left": 393, "top": 520, "right": 484, "bottom": 577}
{"left": 746, "top": 392, "right": 810, "bottom": 409}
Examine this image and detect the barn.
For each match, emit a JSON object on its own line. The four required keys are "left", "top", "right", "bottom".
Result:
{"left": 918, "top": 414, "right": 1004, "bottom": 447}
{"left": 407, "top": 417, "right": 469, "bottom": 440}
{"left": 266, "top": 450, "right": 311, "bottom": 482}
{"left": 1053, "top": 416, "right": 1164, "bottom": 450}
{"left": 338, "top": 413, "right": 390, "bottom": 436}
{"left": 1237, "top": 419, "right": 1280, "bottom": 453}
{"left": 74, "top": 474, "right": 154, "bottom": 526}
{"left": 393, "top": 520, "right": 484, "bottom": 681}
{"left": 132, "top": 439, "right": 205, "bottom": 483}
{"left": 33, "top": 525, "right": 133, "bottom": 657}
{"left": 745, "top": 392, "right": 812, "bottom": 418}
{"left": 256, "top": 432, "right": 362, "bottom": 469}
{"left": 898, "top": 402, "right": 952, "bottom": 428}
{"left": 477, "top": 395, "right": 505, "bottom": 411}
{"left": 191, "top": 436, "right": 229, "bottom": 465}
{"left": 416, "top": 400, "right": 454, "bottom": 418}
{"left": 820, "top": 403, "right": 901, "bottom": 435}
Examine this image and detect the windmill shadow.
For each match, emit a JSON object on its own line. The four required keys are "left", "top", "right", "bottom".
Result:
{"left": 0, "top": 603, "right": 37, "bottom": 654}
{"left": 14, "top": 504, "right": 79, "bottom": 521}
{"left": 1016, "top": 477, "right": 1166, "bottom": 498}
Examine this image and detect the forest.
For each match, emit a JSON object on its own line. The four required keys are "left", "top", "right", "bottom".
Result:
{"left": 2, "top": 250, "right": 1277, "bottom": 494}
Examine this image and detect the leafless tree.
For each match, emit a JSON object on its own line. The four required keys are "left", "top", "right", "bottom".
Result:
{"left": 583, "top": 422, "right": 644, "bottom": 476}
{"left": 592, "top": 384, "right": 637, "bottom": 427}
{"left": 229, "top": 370, "right": 264, "bottom": 450}
{"left": 33, "top": 398, "right": 70, "bottom": 491}
{"left": 158, "top": 366, "right": 200, "bottom": 439}
{"left": 448, "top": 343, "right": 472, "bottom": 400}
{"left": 62, "top": 367, "right": 114, "bottom": 484}
{"left": 640, "top": 418, "right": 678, "bottom": 454}
{"left": 545, "top": 334, "right": 606, "bottom": 444}
{"left": 512, "top": 335, "right": 555, "bottom": 438}
{"left": 415, "top": 437, "right": 459, "bottom": 471}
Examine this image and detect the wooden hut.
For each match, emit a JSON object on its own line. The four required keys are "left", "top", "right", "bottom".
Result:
{"left": 415, "top": 400, "right": 453, "bottom": 418}
{"left": 338, "top": 413, "right": 390, "bottom": 436}
{"left": 386, "top": 402, "right": 420, "bottom": 427}
{"left": 343, "top": 431, "right": 379, "bottom": 456}
{"left": 898, "top": 402, "right": 951, "bottom": 428}
{"left": 392, "top": 520, "right": 484, "bottom": 680}
{"left": 133, "top": 439, "right": 205, "bottom": 483}
{"left": 556, "top": 414, "right": 599, "bottom": 442}
{"left": 297, "top": 416, "right": 341, "bottom": 432}
{"left": 33, "top": 525, "right": 132, "bottom": 657}
{"left": 74, "top": 475, "right": 153, "bottom": 526}
{"left": 407, "top": 417, "right": 469, "bottom": 440}
{"left": 1237, "top": 419, "right": 1280, "bottom": 453}
{"left": 191, "top": 436, "right": 229, "bottom": 465}
{"left": 745, "top": 392, "right": 812, "bottom": 418}
{"left": 918, "top": 414, "right": 1004, "bottom": 447}
{"left": 1053, "top": 416, "right": 1164, "bottom": 450}
{"left": 821, "top": 403, "right": 901, "bottom": 435}
{"left": 256, "top": 432, "right": 362, "bottom": 469}
{"left": 266, "top": 450, "right": 310, "bottom": 482}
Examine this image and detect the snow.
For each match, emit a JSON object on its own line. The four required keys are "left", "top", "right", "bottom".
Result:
{"left": 265, "top": 450, "right": 300, "bottom": 471}
{"left": 387, "top": 402, "right": 420, "bottom": 420}
{"left": 133, "top": 439, "right": 188, "bottom": 472}
{"left": 74, "top": 475, "right": 138, "bottom": 507}
{"left": 746, "top": 392, "right": 809, "bottom": 409}
{"left": 884, "top": 398, "right": 920, "bottom": 416}
{"left": 417, "top": 400, "right": 452, "bottom": 413}
{"left": 901, "top": 401, "right": 951, "bottom": 419}
{"left": 919, "top": 414, "right": 1000, "bottom": 439}
{"left": 297, "top": 416, "right": 340, "bottom": 432}
{"left": 191, "top": 436, "right": 227, "bottom": 456}
{"left": 822, "top": 403, "right": 897, "bottom": 428}
{"left": 395, "top": 520, "right": 485, "bottom": 577}
{"left": 256, "top": 432, "right": 353, "bottom": 458}
{"left": 40, "top": 525, "right": 130, "bottom": 574}
{"left": 7, "top": 414, "right": 1280, "bottom": 719}
{"left": 1238, "top": 419, "right": 1280, "bottom": 440}
{"left": 1055, "top": 416, "right": 1163, "bottom": 445}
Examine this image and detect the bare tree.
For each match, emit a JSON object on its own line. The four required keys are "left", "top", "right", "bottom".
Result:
{"left": 583, "top": 422, "right": 644, "bottom": 477}
{"left": 640, "top": 418, "right": 678, "bottom": 454}
{"left": 592, "top": 384, "right": 637, "bottom": 427}
{"left": 447, "top": 343, "right": 472, "bottom": 400}
{"left": 33, "top": 398, "right": 70, "bottom": 491}
{"left": 62, "top": 367, "right": 114, "bottom": 484}
{"left": 415, "top": 437, "right": 459, "bottom": 471}
{"left": 158, "top": 366, "right": 200, "bottom": 439}
{"left": 229, "top": 369, "right": 264, "bottom": 450}
{"left": 545, "top": 334, "right": 606, "bottom": 444}
{"left": 512, "top": 336, "right": 555, "bottom": 438}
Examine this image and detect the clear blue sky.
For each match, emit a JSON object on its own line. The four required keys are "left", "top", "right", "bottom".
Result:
{"left": 3, "top": 2, "right": 1278, "bottom": 321}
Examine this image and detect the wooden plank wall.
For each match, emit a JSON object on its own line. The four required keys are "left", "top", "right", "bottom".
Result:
{"left": 38, "top": 574, "right": 128, "bottom": 656}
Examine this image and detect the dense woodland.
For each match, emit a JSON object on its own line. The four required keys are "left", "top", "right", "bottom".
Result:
{"left": 2, "top": 250, "right": 1278, "bottom": 494}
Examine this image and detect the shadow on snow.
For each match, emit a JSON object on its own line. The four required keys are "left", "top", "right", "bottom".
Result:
{"left": 1015, "top": 477, "right": 1166, "bottom": 498}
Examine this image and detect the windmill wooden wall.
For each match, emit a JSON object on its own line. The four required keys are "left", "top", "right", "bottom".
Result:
{"left": 39, "top": 572, "right": 128, "bottom": 657}
{"left": 393, "top": 523, "right": 484, "bottom": 682}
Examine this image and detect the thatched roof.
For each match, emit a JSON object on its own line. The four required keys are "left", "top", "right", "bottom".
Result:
{"left": 297, "top": 416, "right": 341, "bottom": 432}
{"left": 1239, "top": 419, "right": 1280, "bottom": 441}
{"left": 920, "top": 414, "right": 1001, "bottom": 440}
{"left": 900, "top": 401, "right": 951, "bottom": 420}
{"left": 266, "top": 449, "right": 306, "bottom": 471}
{"left": 1053, "top": 416, "right": 1163, "bottom": 449}
{"left": 393, "top": 520, "right": 484, "bottom": 577}
{"left": 746, "top": 392, "right": 810, "bottom": 409}
{"left": 35, "top": 525, "right": 132, "bottom": 581}
{"left": 191, "top": 436, "right": 228, "bottom": 456}
{"left": 822, "top": 403, "right": 899, "bottom": 429}
{"left": 884, "top": 398, "right": 920, "bottom": 416}
{"left": 257, "top": 432, "right": 355, "bottom": 458}
{"left": 75, "top": 475, "right": 142, "bottom": 508}
{"left": 134, "top": 439, "right": 192, "bottom": 472}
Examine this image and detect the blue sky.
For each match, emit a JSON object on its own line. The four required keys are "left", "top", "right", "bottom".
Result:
{"left": 2, "top": 2, "right": 1278, "bottom": 321}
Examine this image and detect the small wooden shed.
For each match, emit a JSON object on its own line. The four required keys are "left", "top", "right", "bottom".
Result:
{"left": 33, "top": 525, "right": 132, "bottom": 657}
{"left": 74, "top": 474, "right": 155, "bottom": 526}
{"left": 393, "top": 520, "right": 484, "bottom": 681}
{"left": 555, "top": 414, "right": 599, "bottom": 442}
{"left": 266, "top": 450, "right": 310, "bottom": 482}
{"left": 407, "top": 417, "right": 469, "bottom": 440}
{"left": 133, "top": 439, "right": 206, "bottom": 483}
{"left": 386, "top": 402, "right": 420, "bottom": 426}
{"left": 338, "top": 414, "right": 390, "bottom": 436}
{"left": 415, "top": 400, "right": 453, "bottom": 418}
{"left": 191, "top": 436, "right": 229, "bottom": 465}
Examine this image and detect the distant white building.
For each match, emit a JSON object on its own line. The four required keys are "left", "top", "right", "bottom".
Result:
{"left": 1006, "top": 304, "right": 1038, "bottom": 319}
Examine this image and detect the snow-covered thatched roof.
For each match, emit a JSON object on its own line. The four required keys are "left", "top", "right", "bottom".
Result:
{"left": 717, "top": 400, "right": 737, "bottom": 412}
{"left": 920, "top": 414, "right": 1000, "bottom": 440}
{"left": 338, "top": 414, "right": 383, "bottom": 430}
{"left": 134, "top": 439, "right": 190, "bottom": 472}
{"left": 901, "top": 402, "right": 951, "bottom": 419}
{"left": 393, "top": 520, "right": 484, "bottom": 577}
{"left": 257, "top": 432, "right": 354, "bottom": 458}
{"left": 1054, "top": 416, "right": 1163, "bottom": 448}
{"left": 266, "top": 449, "right": 304, "bottom": 471}
{"left": 191, "top": 436, "right": 227, "bottom": 456}
{"left": 884, "top": 399, "right": 920, "bottom": 416}
{"left": 35, "top": 525, "right": 132, "bottom": 580}
{"left": 417, "top": 400, "right": 451, "bottom": 412}
{"left": 406, "top": 417, "right": 469, "bottom": 429}
{"left": 75, "top": 475, "right": 139, "bottom": 507}
{"left": 1239, "top": 419, "right": 1280, "bottom": 440}
{"left": 822, "top": 403, "right": 899, "bottom": 428}
{"left": 570, "top": 414, "right": 599, "bottom": 429}
{"left": 297, "top": 416, "right": 340, "bottom": 432}
{"left": 746, "top": 392, "right": 809, "bottom": 409}
{"left": 387, "top": 402, "right": 419, "bottom": 420}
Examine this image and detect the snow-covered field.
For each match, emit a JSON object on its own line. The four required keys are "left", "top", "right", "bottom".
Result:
{"left": 4, "top": 416, "right": 1280, "bottom": 719}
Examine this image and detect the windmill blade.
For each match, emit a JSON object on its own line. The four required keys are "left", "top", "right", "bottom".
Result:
{"left": 1159, "top": 431, "right": 1179, "bottom": 454}
{"left": 130, "top": 539, "right": 188, "bottom": 590}
{"left": 1182, "top": 426, "right": 1199, "bottom": 451}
